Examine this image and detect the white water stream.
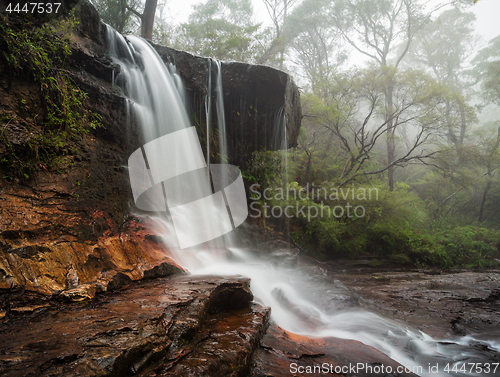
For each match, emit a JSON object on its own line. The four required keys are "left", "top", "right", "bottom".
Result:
{"left": 106, "top": 28, "right": 499, "bottom": 377}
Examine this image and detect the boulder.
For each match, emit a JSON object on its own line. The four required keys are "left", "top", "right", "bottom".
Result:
{"left": 0, "top": 275, "right": 269, "bottom": 377}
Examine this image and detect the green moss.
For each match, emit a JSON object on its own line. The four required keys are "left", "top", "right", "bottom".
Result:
{"left": 0, "top": 16, "right": 103, "bottom": 180}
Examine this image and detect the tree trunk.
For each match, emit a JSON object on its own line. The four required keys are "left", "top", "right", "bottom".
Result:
{"left": 117, "top": 0, "right": 127, "bottom": 33}
{"left": 479, "top": 126, "right": 500, "bottom": 223}
{"left": 278, "top": 0, "right": 288, "bottom": 70}
{"left": 386, "top": 80, "right": 395, "bottom": 191}
{"left": 141, "top": 0, "right": 158, "bottom": 40}
{"left": 478, "top": 180, "right": 491, "bottom": 223}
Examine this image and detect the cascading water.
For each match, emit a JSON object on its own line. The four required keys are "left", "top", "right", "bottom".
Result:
{"left": 106, "top": 27, "right": 499, "bottom": 377}
{"left": 107, "top": 26, "right": 229, "bottom": 251}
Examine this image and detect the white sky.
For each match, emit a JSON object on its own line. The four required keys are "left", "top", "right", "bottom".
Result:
{"left": 163, "top": 0, "right": 267, "bottom": 24}
{"left": 470, "top": 0, "right": 500, "bottom": 42}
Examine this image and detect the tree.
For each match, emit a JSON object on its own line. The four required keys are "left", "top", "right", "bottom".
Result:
{"left": 323, "top": 0, "right": 468, "bottom": 190}
{"left": 407, "top": 8, "right": 479, "bottom": 153}
{"left": 408, "top": 8, "right": 478, "bottom": 87}
{"left": 93, "top": 0, "right": 139, "bottom": 33}
{"left": 172, "top": 0, "right": 262, "bottom": 62}
{"left": 151, "top": 0, "right": 175, "bottom": 46}
{"left": 305, "top": 67, "right": 446, "bottom": 186}
{"left": 483, "top": 61, "right": 500, "bottom": 106}
{"left": 262, "top": 0, "right": 297, "bottom": 39}
{"left": 293, "top": 94, "right": 339, "bottom": 184}
{"left": 472, "top": 36, "right": 500, "bottom": 111}
{"left": 477, "top": 125, "right": 500, "bottom": 223}
{"left": 92, "top": 0, "right": 159, "bottom": 39}
{"left": 127, "top": 0, "right": 158, "bottom": 40}
{"left": 284, "top": 0, "right": 347, "bottom": 90}
{"left": 257, "top": 0, "right": 299, "bottom": 68}
{"left": 324, "top": 0, "right": 428, "bottom": 190}
{"left": 477, "top": 58, "right": 500, "bottom": 222}
{"left": 402, "top": 7, "right": 500, "bottom": 226}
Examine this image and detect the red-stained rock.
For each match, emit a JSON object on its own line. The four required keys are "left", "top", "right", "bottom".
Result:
{"left": 0, "top": 214, "right": 185, "bottom": 298}
{"left": 0, "top": 275, "right": 264, "bottom": 377}
{"left": 0, "top": 0, "right": 301, "bottom": 302}
{"left": 250, "top": 324, "right": 418, "bottom": 377}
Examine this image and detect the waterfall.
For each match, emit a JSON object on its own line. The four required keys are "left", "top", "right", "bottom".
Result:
{"left": 106, "top": 27, "right": 498, "bottom": 377}
{"left": 106, "top": 26, "right": 226, "bottom": 253}
{"left": 213, "top": 59, "right": 228, "bottom": 165}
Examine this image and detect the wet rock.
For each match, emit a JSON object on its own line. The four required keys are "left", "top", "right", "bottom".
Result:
{"left": 0, "top": 6, "right": 305, "bottom": 375}
{"left": 59, "top": 283, "right": 98, "bottom": 302}
{"left": 251, "top": 324, "right": 418, "bottom": 377}
{"left": 0, "top": 0, "right": 301, "bottom": 299}
{"left": 0, "top": 276, "right": 265, "bottom": 377}
{"left": 143, "top": 262, "right": 184, "bottom": 280}
{"left": 72, "top": 0, "right": 302, "bottom": 165}
{"left": 331, "top": 267, "right": 500, "bottom": 340}
{"left": 153, "top": 305, "right": 270, "bottom": 377}
{"left": 209, "top": 279, "right": 254, "bottom": 312}
{"left": 74, "top": 0, "right": 105, "bottom": 45}
{"left": 105, "top": 272, "right": 133, "bottom": 292}
{"left": 154, "top": 44, "right": 302, "bottom": 168}
{"left": 9, "top": 304, "right": 49, "bottom": 315}
{"left": 0, "top": 217, "right": 186, "bottom": 296}
{"left": 66, "top": 265, "right": 80, "bottom": 289}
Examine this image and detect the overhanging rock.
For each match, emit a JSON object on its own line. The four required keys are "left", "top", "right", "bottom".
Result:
{"left": 72, "top": 0, "right": 302, "bottom": 167}
{"left": 151, "top": 45, "right": 302, "bottom": 167}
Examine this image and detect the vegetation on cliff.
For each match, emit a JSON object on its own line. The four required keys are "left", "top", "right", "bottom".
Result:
{"left": 0, "top": 13, "right": 102, "bottom": 181}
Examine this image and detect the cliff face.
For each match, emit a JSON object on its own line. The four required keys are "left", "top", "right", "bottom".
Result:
{"left": 152, "top": 45, "right": 302, "bottom": 167}
{"left": 0, "top": 1, "right": 301, "bottom": 297}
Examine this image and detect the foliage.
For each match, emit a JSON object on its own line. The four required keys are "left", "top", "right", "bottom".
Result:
{"left": 297, "top": 66, "right": 450, "bottom": 187}
{"left": 483, "top": 61, "right": 500, "bottom": 105}
{"left": 264, "top": 159, "right": 500, "bottom": 269}
{"left": 92, "top": 0, "right": 140, "bottom": 34}
{"left": 407, "top": 7, "right": 478, "bottom": 88}
{"left": 297, "top": 189, "right": 498, "bottom": 268}
{"left": 324, "top": 0, "right": 427, "bottom": 67}
{"left": 278, "top": 182, "right": 428, "bottom": 258}
{"left": 171, "top": 0, "right": 264, "bottom": 62}
{"left": 472, "top": 35, "right": 500, "bottom": 79}
{"left": 243, "top": 149, "right": 284, "bottom": 191}
{"left": 243, "top": 149, "right": 285, "bottom": 227}
{"left": 433, "top": 226, "right": 500, "bottom": 269}
{"left": 92, "top": 0, "right": 159, "bottom": 39}
{"left": 0, "top": 17, "right": 103, "bottom": 180}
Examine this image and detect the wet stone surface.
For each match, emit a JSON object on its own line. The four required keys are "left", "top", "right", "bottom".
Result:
{"left": 327, "top": 261, "right": 500, "bottom": 341}
{"left": 248, "top": 257, "right": 500, "bottom": 377}
{"left": 251, "top": 324, "right": 418, "bottom": 377}
{"left": 0, "top": 275, "right": 267, "bottom": 377}
{"left": 148, "top": 305, "right": 270, "bottom": 377}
